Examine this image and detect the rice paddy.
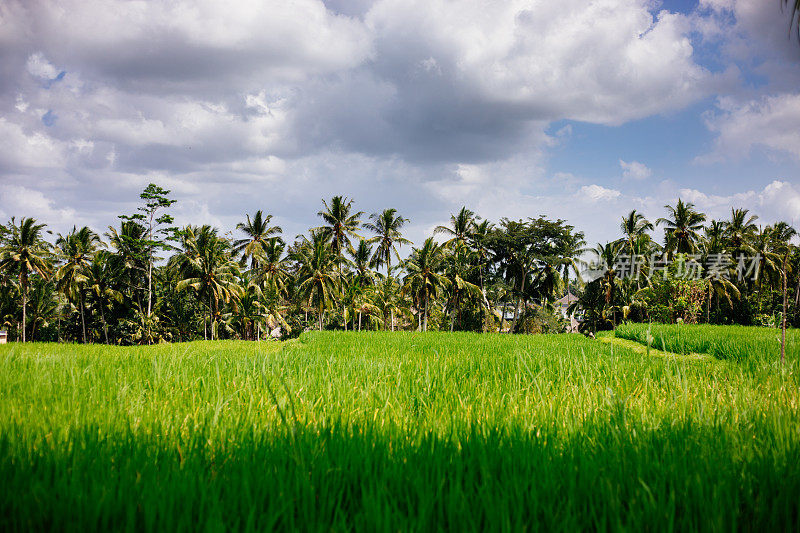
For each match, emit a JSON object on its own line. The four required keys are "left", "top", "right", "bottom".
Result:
{"left": 1, "top": 331, "right": 799, "bottom": 531}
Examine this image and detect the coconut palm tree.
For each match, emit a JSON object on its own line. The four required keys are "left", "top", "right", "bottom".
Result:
{"left": 403, "top": 237, "right": 449, "bottom": 331}
{"left": 234, "top": 210, "right": 282, "bottom": 268}
{"left": 558, "top": 228, "right": 587, "bottom": 296}
{"left": 442, "top": 241, "right": 482, "bottom": 331}
{"left": 316, "top": 196, "right": 363, "bottom": 260}
{"left": 590, "top": 242, "right": 622, "bottom": 324}
{"left": 703, "top": 220, "right": 727, "bottom": 255}
{"left": 619, "top": 210, "right": 653, "bottom": 256}
{"left": 372, "top": 271, "right": 408, "bottom": 331}
{"left": 316, "top": 196, "right": 362, "bottom": 329}
{"left": 252, "top": 237, "right": 290, "bottom": 297}
{"left": 55, "top": 226, "right": 101, "bottom": 343}
{"left": 86, "top": 251, "right": 123, "bottom": 344}
{"left": 294, "top": 232, "right": 340, "bottom": 331}
{"left": 751, "top": 226, "right": 782, "bottom": 314}
{"left": 467, "top": 219, "right": 493, "bottom": 295}
{"left": 657, "top": 199, "right": 707, "bottom": 257}
{"left": 105, "top": 220, "right": 148, "bottom": 309}
{"left": 172, "top": 225, "right": 243, "bottom": 340}
{"left": 350, "top": 239, "right": 375, "bottom": 284}
{"left": 724, "top": 208, "right": 758, "bottom": 258}
{"left": 434, "top": 206, "right": 476, "bottom": 247}
{"left": 364, "top": 208, "right": 411, "bottom": 272}
{"left": 0, "top": 217, "right": 51, "bottom": 342}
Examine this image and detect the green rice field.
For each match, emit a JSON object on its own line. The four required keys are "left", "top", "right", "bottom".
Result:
{"left": 1, "top": 331, "right": 799, "bottom": 531}
{"left": 615, "top": 322, "right": 800, "bottom": 364}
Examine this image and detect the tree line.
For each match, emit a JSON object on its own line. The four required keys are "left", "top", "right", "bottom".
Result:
{"left": 0, "top": 184, "right": 798, "bottom": 343}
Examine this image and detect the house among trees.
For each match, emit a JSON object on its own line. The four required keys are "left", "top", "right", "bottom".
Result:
{"left": 555, "top": 292, "right": 581, "bottom": 332}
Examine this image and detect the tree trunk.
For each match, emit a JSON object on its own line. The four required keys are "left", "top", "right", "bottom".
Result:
{"left": 423, "top": 286, "right": 429, "bottom": 332}
{"left": 100, "top": 303, "right": 109, "bottom": 344}
{"left": 510, "top": 274, "right": 525, "bottom": 334}
{"left": 358, "top": 311, "right": 362, "bottom": 331}
{"left": 80, "top": 291, "right": 87, "bottom": 343}
{"left": 782, "top": 253, "right": 789, "bottom": 364}
{"left": 319, "top": 301, "right": 324, "bottom": 331}
{"left": 209, "top": 293, "right": 214, "bottom": 341}
{"left": 21, "top": 273, "right": 27, "bottom": 343}
{"left": 391, "top": 309, "right": 394, "bottom": 331}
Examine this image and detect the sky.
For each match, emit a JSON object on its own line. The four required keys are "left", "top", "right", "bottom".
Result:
{"left": 1, "top": 0, "right": 799, "bottom": 251}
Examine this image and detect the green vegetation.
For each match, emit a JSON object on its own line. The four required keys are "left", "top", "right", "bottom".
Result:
{"left": 2, "top": 331, "right": 799, "bottom": 530}
{"left": 2, "top": 185, "right": 800, "bottom": 344}
{"left": 615, "top": 322, "right": 800, "bottom": 364}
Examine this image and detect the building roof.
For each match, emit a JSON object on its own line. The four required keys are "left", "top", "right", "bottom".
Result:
{"left": 554, "top": 292, "right": 578, "bottom": 307}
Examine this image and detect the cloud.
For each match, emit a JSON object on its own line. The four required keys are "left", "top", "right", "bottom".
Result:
{"left": 678, "top": 180, "right": 800, "bottom": 223}
{"left": 703, "top": 93, "right": 800, "bottom": 160}
{"left": 0, "top": 184, "right": 81, "bottom": 227}
{"left": 25, "top": 52, "right": 60, "bottom": 80}
{"left": 0, "top": 0, "right": 794, "bottom": 252}
{"left": 579, "top": 185, "right": 622, "bottom": 202}
{"left": 620, "top": 159, "right": 652, "bottom": 180}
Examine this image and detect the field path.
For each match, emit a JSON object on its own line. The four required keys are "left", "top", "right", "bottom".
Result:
{"left": 596, "top": 333, "right": 715, "bottom": 361}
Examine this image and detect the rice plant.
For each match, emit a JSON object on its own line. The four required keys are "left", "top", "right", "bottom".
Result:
{"left": 1, "top": 332, "right": 798, "bottom": 530}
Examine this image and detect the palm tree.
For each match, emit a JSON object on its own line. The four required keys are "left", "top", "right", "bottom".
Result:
{"left": 442, "top": 241, "right": 482, "bottom": 331}
{"left": 172, "top": 225, "right": 243, "bottom": 340}
{"left": 372, "top": 271, "right": 408, "bottom": 331}
{"left": 26, "top": 279, "right": 60, "bottom": 342}
{"left": 751, "top": 226, "right": 781, "bottom": 314}
{"left": 468, "top": 219, "right": 493, "bottom": 296}
{"left": 316, "top": 196, "right": 363, "bottom": 259}
{"left": 699, "top": 221, "right": 738, "bottom": 322}
{"left": 0, "top": 218, "right": 51, "bottom": 342}
{"left": 403, "top": 238, "right": 449, "bottom": 331}
{"left": 234, "top": 210, "right": 282, "bottom": 268}
{"left": 316, "top": 196, "right": 362, "bottom": 329}
{"left": 724, "top": 208, "right": 758, "bottom": 258}
{"left": 350, "top": 239, "right": 374, "bottom": 284}
{"left": 294, "top": 232, "right": 340, "bottom": 331}
{"left": 364, "top": 208, "right": 411, "bottom": 272}
{"left": 434, "top": 207, "right": 476, "bottom": 247}
{"left": 619, "top": 210, "right": 653, "bottom": 256}
{"left": 558, "top": 228, "right": 587, "bottom": 297}
{"left": 703, "top": 220, "right": 727, "bottom": 255}
{"left": 105, "top": 220, "right": 148, "bottom": 309}
{"left": 86, "top": 251, "right": 123, "bottom": 344}
{"left": 590, "top": 242, "right": 621, "bottom": 324}
{"left": 657, "top": 199, "right": 707, "bottom": 257}
{"left": 55, "top": 226, "right": 102, "bottom": 343}
{"left": 252, "top": 238, "right": 290, "bottom": 297}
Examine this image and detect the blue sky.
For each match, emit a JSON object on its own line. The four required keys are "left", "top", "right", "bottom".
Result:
{"left": 1, "top": 0, "right": 799, "bottom": 249}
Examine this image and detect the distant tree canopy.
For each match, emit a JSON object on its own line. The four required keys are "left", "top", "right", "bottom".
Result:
{"left": 1, "top": 186, "right": 798, "bottom": 344}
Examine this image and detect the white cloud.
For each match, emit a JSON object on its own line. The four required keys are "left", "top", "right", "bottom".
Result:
{"left": 579, "top": 184, "right": 622, "bottom": 202}
{"left": 25, "top": 53, "right": 60, "bottom": 80}
{"left": 619, "top": 159, "right": 652, "bottom": 180}
{"left": 0, "top": 118, "right": 65, "bottom": 169}
{"left": 366, "top": 0, "right": 718, "bottom": 126}
{"left": 679, "top": 180, "right": 800, "bottom": 223}
{"left": 0, "top": 184, "right": 80, "bottom": 227}
{"left": 703, "top": 93, "right": 800, "bottom": 160}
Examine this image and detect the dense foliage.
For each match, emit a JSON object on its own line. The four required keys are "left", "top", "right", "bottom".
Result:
{"left": 1, "top": 186, "right": 798, "bottom": 343}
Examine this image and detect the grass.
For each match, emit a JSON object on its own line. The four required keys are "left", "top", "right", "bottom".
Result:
{"left": 614, "top": 322, "right": 800, "bottom": 365}
{"left": 1, "top": 332, "right": 799, "bottom": 531}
